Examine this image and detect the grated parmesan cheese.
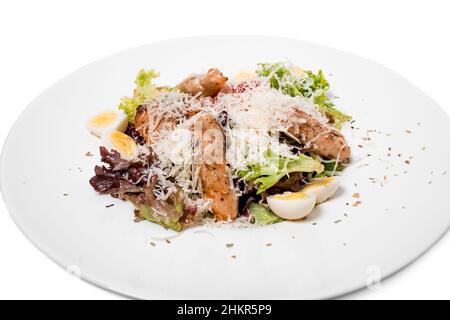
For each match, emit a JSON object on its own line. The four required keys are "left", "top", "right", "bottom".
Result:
{"left": 143, "top": 77, "right": 330, "bottom": 206}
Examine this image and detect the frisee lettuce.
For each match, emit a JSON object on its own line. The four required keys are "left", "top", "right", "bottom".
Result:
{"left": 255, "top": 63, "right": 351, "bottom": 129}
{"left": 119, "top": 69, "right": 160, "bottom": 122}
{"left": 238, "top": 150, "right": 324, "bottom": 194}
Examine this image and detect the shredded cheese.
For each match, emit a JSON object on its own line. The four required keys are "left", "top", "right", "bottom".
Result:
{"left": 142, "top": 78, "right": 330, "bottom": 208}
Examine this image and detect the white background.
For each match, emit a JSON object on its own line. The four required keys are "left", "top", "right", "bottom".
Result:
{"left": 0, "top": 0, "right": 449, "bottom": 300}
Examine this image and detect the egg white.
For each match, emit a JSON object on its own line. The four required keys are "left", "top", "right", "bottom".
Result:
{"left": 267, "top": 192, "right": 317, "bottom": 220}
{"left": 302, "top": 176, "right": 340, "bottom": 204}
{"left": 87, "top": 110, "right": 128, "bottom": 138}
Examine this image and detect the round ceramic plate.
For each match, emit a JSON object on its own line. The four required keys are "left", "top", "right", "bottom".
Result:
{"left": 1, "top": 36, "right": 449, "bottom": 299}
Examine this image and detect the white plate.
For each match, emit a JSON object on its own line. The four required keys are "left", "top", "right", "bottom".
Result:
{"left": 1, "top": 36, "right": 449, "bottom": 299}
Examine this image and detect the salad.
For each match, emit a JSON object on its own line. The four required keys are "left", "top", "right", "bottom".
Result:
{"left": 88, "top": 62, "right": 351, "bottom": 231}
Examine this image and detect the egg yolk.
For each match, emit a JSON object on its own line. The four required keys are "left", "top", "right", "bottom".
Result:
{"left": 234, "top": 71, "right": 257, "bottom": 81}
{"left": 273, "top": 191, "right": 308, "bottom": 200}
{"left": 294, "top": 66, "right": 304, "bottom": 77}
{"left": 90, "top": 112, "right": 118, "bottom": 127}
{"left": 302, "top": 177, "right": 334, "bottom": 191}
{"left": 110, "top": 131, "right": 136, "bottom": 157}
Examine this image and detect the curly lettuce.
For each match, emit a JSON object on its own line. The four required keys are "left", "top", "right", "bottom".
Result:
{"left": 119, "top": 69, "right": 160, "bottom": 122}
{"left": 238, "top": 150, "right": 324, "bottom": 194}
{"left": 255, "top": 63, "right": 351, "bottom": 129}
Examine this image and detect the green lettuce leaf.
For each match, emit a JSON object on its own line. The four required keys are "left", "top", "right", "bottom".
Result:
{"left": 119, "top": 69, "right": 160, "bottom": 122}
{"left": 248, "top": 202, "right": 284, "bottom": 225}
{"left": 255, "top": 63, "right": 351, "bottom": 128}
{"left": 315, "top": 160, "right": 344, "bottom": 178}
{"left": 238, "top": 150, "right": 324, "bottom": 194}
{"left": 135, "top": 205, "right": 183, "bottom": 232}
{"left": 132, "top": 178, "right": 185, "bottom": 232}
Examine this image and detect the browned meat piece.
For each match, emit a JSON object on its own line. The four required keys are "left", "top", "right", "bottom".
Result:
{"left": 177, "top": 68, "right": 228, "bottom": 97}
{"left": 288, "top": 109, "right": 351, "bottom": 161}
{"left": 134, "top": 104, "right": 202, "bottom": 145}
{"left": 195, "top": 114, "right": 238, "bottom": 221}
{"left": 134, "top": 104, "right": 177, "bottom": 144}
{"left": 134, "top": 105, "right": 150, "bottom": 143}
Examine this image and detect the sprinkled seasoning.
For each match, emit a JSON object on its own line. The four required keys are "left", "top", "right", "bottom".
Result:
{"left": 85, "top": 152, "right": 93, "bottom": 157}
{"left": 231, "top": 255, "right": 237, "bottom": 259}
{"left": 150, "top": 242, "right": 156, "bottom": 247}
{"left": 266, "top": 243, "right": 272, "bottom": 247}
{"left": 352, "top": 193, "right": 360, "bottom": 199}
{"left": 105, "top": 204, "right": 115, "bottom": 208}
{"left": 405, "top": 160, "right": 410, "bottom": 165}
{"left": 63, "top": 193, "right": 69, "bottom": 197}
{"left": 165, "top": 239, "right": 172, "bottom": 244}
{"left": 226, "top": 243, "right": 234, "bottom": 248}
{"left": 405, "top": 130, "right": 412, "bottom": 134}
{"left": 334, "top": 220, "right": 342, "bottom": 224}
{"left": 352, "top": 201, "right": 362, "bottom": 207}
